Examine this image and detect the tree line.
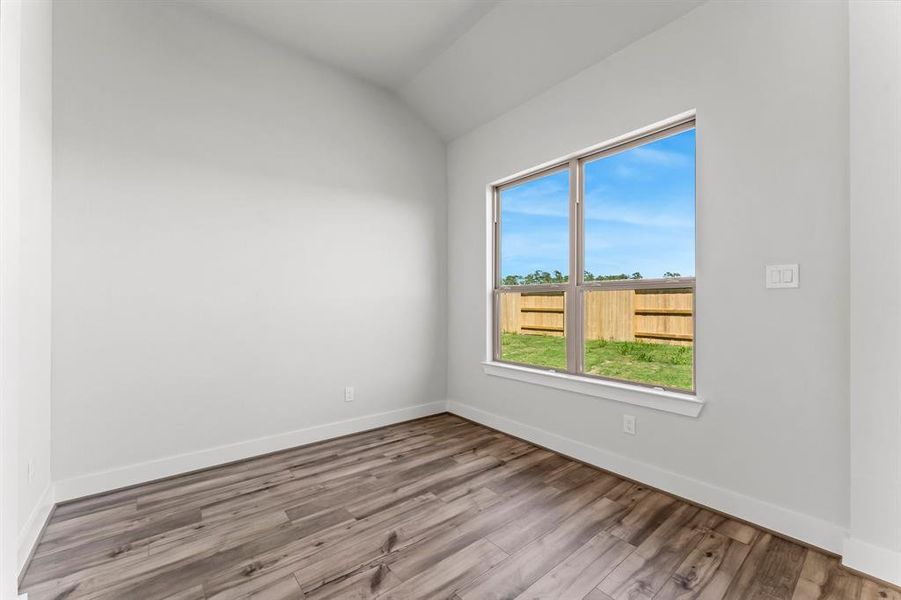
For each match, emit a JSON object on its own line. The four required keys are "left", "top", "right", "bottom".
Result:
{"left": 501, "top": 270, "right": 682, "bottom": 285}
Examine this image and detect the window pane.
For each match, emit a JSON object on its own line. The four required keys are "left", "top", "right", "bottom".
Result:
{"left": 583, "top": 288, "right": 693, "bottom": 390}
{"left": 583, "top": 129, "right": 695, "bottom": 282}
{"left": 499, "top": 291, "right": 566, "bottom": 370}
{"left": 500, "top": 169, "right": 569, "bottom": 285}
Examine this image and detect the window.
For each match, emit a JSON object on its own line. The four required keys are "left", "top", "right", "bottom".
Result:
{"left": 492, "top": 118, "right": 696, "bottom": 393}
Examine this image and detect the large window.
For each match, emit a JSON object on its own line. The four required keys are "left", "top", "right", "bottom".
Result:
{"left": 492, "top": 119, "right": 696, "bottom": 392}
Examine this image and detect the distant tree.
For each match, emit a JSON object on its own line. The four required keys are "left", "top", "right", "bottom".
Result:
{"left": 506, "top": 270, "right": 644, "bottom": 284}
{"left": 522, "top": 270, "right": 547, "bottom": 284}
{"left": 583, "top": 271, "right": 647, "bottom": 281}
{"left": 506, "top": 270, "right": 570, "bottom": 285}
{"left": 663, "top": 271, "right": 681, "bottom": 278}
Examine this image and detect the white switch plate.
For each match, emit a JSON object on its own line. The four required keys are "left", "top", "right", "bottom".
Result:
{"left": 623, "top": 415, "right": 636, "bottom": 435}
{"left": 344, "top": 386, "right": 354, "bottom": 402}
{"left": 765, "top": 264, "right": 799, "bottom": 289}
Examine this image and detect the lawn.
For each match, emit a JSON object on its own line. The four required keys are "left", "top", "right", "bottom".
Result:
{"left": 500, "top": 332, "right": 693, "bottom": 390}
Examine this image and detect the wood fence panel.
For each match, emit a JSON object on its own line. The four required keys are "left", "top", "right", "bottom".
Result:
{"left": 500, "top": 285, "right": 693, "bottom": 346}
{"left": 633, "top": 288, "right": 693, "bottom": 346}
{"left": 518, "top": 292, "right": 565, "bottom": 337}
{"left": 584, "top": 290, "right": 634, "bottom": 341}
{"left": 499, "top": 292, "right": 520, "bottom": 334}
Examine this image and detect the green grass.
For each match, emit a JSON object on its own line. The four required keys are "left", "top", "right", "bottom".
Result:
{"left": 500, "top": 332, "right": 693, "bottom": 391}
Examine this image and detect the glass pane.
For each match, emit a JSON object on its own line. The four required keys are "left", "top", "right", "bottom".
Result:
{"left": 499, "top": 291, "right": 566, "bottom": 370}
{"left": 583, "top": 288, "right": 693, "bottom": 390}
{"left": 499, "top": 169, "right": 569, "bottom": 285}
{"left": 583, "top": 129, "right": 695, "bottom": 282}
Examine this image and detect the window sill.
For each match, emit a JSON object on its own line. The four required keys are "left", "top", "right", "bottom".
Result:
{"left": 482, "top": 361, "right": 705, "bottom": 418}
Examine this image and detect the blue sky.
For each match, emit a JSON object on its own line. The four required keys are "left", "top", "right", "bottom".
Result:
{"left": 500, "top": 129, "right": 695, "bottom": 280}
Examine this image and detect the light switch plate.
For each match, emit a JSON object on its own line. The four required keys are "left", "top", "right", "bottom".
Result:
{"left": 765, "top": 264, "right": 799, "bottom": 289}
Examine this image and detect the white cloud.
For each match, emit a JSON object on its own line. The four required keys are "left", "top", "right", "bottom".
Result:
{"left": 629, "top": 146, "right": 692, "bottom": 168}
{"left": 584, "top": 203, "right": 694, "bottom": 228}
{"left": 503, "top": 192, "right": 693, "bottom": 229}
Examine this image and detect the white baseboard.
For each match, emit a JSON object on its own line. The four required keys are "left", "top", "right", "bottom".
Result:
{"left": 447, "top": 399, "right": 846, "bottom": 555}
{"left": 54, "top": 402, "right": 447, "bottom": 503}
{"left": 843, "top": 537, "right": 901, "bottom": 587}
{"left": 17, "top": 482, "right": 54, "bottom": 577}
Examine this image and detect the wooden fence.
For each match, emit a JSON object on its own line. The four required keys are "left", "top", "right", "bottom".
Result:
{"left": 500, "top": 283, "right": 694, "bottom": 346}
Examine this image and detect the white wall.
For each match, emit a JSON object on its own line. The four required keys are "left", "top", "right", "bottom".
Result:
{"left": 52, "top": 1, "right": 446, "bottom": 490}
{"left": 1, "top": 0, "right": 53, "bottom": 593}
{"left": 846, "top": 0, "right": 901, "bottom": 586}
{"left": 17, "top": 0, "right": 53, "bottom": 572}
{"left": 0, "top": 2, "right": 24, "bottom": 594}
{"left": 447, "top": 1, "right": 850, "bottom": 551}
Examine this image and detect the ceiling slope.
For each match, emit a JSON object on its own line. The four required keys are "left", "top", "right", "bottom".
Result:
{"left": 190, "top": 0, "right": 496, "bottom": 88}
{"left": 401, "top": 0, "right": 703, "bottom": 139}
{"left": 191, "top": 0, "right": 703, "bottom": 140}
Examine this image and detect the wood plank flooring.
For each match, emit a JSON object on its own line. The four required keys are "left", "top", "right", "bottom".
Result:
{"left": 19, "top": 414, "right": 896, "bottom": 600}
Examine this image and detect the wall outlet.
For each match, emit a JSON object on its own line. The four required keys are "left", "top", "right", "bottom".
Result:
{"left": 623, "top": 415, "right": 637, "bottom": 435}
{"left": 27, "top": 460, "right": 34, "bottom": 483}
{"left": 344, "top": 386, "right": 354, "bottom": 402}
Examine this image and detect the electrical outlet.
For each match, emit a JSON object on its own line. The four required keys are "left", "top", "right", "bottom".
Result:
{"left": 27, "top": 460, "right": 34, "bottom": 483}
{"left": 344, "top": 386, "right": 354, "bottom": 402}
{"left": 623, "top": 415, "right": 636, "bottom": 435}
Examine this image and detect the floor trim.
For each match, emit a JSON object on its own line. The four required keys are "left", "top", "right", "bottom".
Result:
{"left": 16, "top": 483, "right": 54, "bottom": 581}
{"left": 53, "top": 401, "right": 447, "bottom": 503}
{"left": 843, "top": 537, "right": 901, "bottom": 588}
{"left": 447, "top": 399, "right": 847, "bottom": 555}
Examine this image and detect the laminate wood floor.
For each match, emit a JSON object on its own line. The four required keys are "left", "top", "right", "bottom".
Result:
{"left": 20, "top": 414, "right": 897, "bottom": 600}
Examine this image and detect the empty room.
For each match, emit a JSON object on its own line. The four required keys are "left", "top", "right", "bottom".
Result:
{"left": 1, "top": 0, "right": 900, "bottom": 598}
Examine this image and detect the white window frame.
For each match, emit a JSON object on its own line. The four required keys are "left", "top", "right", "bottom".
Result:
{"left": 485, "top": 111, "right": 704, "bottom": 417}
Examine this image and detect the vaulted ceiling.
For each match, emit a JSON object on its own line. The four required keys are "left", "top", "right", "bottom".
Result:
{"left": 192, "top": 0, "right": 703, "bottom": 140}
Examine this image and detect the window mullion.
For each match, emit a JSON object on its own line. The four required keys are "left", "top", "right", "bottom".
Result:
{"left": 566, "top": 158, "right": 582, "bottom": 374}
{"left": 492, "top": 187, "right": 500, "bottom": 362}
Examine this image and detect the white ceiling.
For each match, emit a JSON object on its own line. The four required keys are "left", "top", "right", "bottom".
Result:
{"left": 191, "top": 0, "right": 497, "bottom": 88}
{"left": 192, "top": 0, "right": 703, "bottom": 140}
